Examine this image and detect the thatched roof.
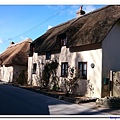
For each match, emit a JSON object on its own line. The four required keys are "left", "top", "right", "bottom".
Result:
{"left": 33, "top": 5, "right": 120, "bottom": 53}
{"left": 0, "top": 38, "right": 32, "bottom": 66}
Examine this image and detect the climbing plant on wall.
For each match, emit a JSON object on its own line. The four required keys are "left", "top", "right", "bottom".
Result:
{"left": 16, "top": 70, "right": 28, "bottom": 85}
{"left": 42, "top": 59, "right": 59, "bottom": 90}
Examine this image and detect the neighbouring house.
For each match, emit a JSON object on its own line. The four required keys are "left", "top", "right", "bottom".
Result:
{"left": 0, "top": 38, "right": 32, "bottom": 84}
{"left": 28, "top": 5, "right": 120, "bottom": 98}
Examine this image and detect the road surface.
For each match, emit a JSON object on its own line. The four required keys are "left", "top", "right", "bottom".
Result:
{"left": 0, "top": 84, "right": 119, "bottom": 115}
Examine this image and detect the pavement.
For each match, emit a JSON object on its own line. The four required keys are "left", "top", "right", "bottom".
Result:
{"left": 77, "top": 102, "right": 120, "bottom": 115}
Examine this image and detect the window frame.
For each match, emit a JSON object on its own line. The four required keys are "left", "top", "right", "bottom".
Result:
{"left": 61, "top": 37, "right": 67, "bottom": 46}
{"left": 58, "top": 33, "right": 67, "bottom": 46}
{"left": 46, "top": 51, "right": 51, "bottom": 60}
{"left": 78, "top": 62, "right": 87, "bottom": 79}
{"left": 61, "top": 62, "right": 68, "bottom": 77}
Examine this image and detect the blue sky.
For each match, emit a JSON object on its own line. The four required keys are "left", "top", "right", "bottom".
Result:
{"left": 0, "top": 5, "right": 105, "bottom": 53}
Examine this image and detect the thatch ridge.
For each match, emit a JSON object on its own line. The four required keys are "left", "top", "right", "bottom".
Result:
{"left": 32, "top": 5, "right": 120, "bottom": 53}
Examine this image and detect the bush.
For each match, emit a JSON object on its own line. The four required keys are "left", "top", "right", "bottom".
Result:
{"left": 42, "top": 59, "right": 59, "bottom": 90}
{"left": 16, "top": 70, "right": 28, "bottom": 85}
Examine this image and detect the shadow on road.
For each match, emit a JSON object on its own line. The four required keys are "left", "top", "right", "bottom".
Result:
{"left": 70, "top": 107, "right": 120, "bottom": 115}
{"left": 0, "top": 84, "right": 50, "bottom": 115}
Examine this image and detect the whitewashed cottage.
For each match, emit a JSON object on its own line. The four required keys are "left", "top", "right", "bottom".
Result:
{"left": 28, "top": 5, "right": 120, "bottom": 98}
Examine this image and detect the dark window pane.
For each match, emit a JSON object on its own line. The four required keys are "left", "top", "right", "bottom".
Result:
{"left": 83, "top": 63, "right": 87, "bottom": 70}
{"left": 79, "top": 63, "right": 83, "bottom": 70}
{"left": 83, "top": 71, "right": 87, "bottom": 79}
{"left": 33, "top": 63, "right": 37, "bottom": 74}
{"left": 46, "top": 51, "right": 51, "bottom": 60}
{"left": 78, "top": 62, "right": 87, "bottom": 79}
{"left": 61, "top": 62, "right": 68, "bottom": 77}
{"left": 59, "top": 33, "right": 67, "bottom": 46}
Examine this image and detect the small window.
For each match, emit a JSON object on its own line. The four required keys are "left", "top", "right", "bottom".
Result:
{"left": 61, "top": 37, "right": 67, "bottom": 46}
{"left": 61, "top": 62, "right": 68, "bottom": 77}
{"left": 46, "top": 51, "right": 51, "bottom": 60}
{"left": 78, "top": 62, "right": 87, "bottom": 79}
{"left": 58, "top": 33, "right": 67, "bottom": 46}
{"left": 32, "top": 63, "right": 37, "bottom": 74}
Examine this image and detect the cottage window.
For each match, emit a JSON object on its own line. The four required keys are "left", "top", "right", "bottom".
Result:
{"left": 78, "top": 62, "right": 87, "bottom": 79}
{"left": 61, "top": 62, "right": 68, "bottom": 77}
{"left": 32, "top": 63, "right": 37, "bottom": 74}
{"left": 61, "top": 37, "right": 67, "bottom": 46}
{"left": 58, "top": 33, "right": 67, "bottom": 46}
{"left": 46, "top": 51, "right": 51, "bottom": 60}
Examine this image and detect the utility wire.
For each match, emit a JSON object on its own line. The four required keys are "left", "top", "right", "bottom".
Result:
{"left": 10, "top": 5, "right": 73, "bottom": 40}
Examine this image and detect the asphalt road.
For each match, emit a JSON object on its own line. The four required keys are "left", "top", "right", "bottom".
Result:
{"left": 0, "top": 84, "right": 119, "bottom": 115}
{"left": 0, "top": 84, "right": 50, "bottom": 115}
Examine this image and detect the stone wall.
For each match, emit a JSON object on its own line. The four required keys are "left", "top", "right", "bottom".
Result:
{"left": 96, "top": 96, "right": 120, "bottom": 108}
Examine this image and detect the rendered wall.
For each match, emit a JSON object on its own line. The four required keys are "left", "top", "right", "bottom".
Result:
{"left": 102, "top": 20, "right": 120, "bottom": 97}
{"left": 0, "top": 65, "right": 27, "bottom": 83}
{"left": 28, "top": 46, "right": 102, "bottom": 98}
{"left": 0, "top": 65, "right": 13, "bottom": 82}
{"left": 58, "top": 46, "right": 102, "bottom": 98}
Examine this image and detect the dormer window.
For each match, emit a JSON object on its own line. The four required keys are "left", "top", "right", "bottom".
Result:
{"left": 46, "top": 51, "right": 51, "bottom": 60}
{"left": 58, "top": 33, "right": 67, "bottom": 46}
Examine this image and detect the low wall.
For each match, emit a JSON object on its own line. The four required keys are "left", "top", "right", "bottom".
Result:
{"left": 96, "top": 96, "right": 120, "bottom": 108}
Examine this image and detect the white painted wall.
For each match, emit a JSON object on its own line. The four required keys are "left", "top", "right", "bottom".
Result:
{"left": 102, "top": 20, "right": 120, "bottom": 77}
{"left": 0, "top": 65, "right": 27, "bottom": 83}
{"left": 102, "top": 20, "right": 120, "bottom": 96}
{"left": 28, "top": 46, "right": 102, "bottom": 98}
{"left": 0, "top": 65, "right": 13, "bottom": 82}
{"left": 28, "top": 53, "right": 42, "bottom": 86}
{"left": 28, "top": 57, "right": 33, "bottom": 85}
{"left": 58, "top": 47, "right": 102, "bottom": 98}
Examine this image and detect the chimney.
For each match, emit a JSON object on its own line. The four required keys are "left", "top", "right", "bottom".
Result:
{"left": 10, "top": 41, "right": 15, "bottom": 46}
{"left": 10, "top": 41, "right": 15, "bottom": 45}
{"left": 76, "top": 5, "right": 85, "bottom": 18}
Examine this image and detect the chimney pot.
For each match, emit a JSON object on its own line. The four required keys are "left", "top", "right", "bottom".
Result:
{"left": 76, "top": 5, "right": 85, "bottom": 18}
{"left": 10, "top": 41, "right": 15, "bottom": 45}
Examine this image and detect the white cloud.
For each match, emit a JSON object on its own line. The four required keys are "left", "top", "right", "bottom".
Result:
{"left": 67, "top": 5, "right": 80, "bottom": 15}
{"left": 0, "top": 38, "right": 3, "bottom": 44}
{"left": 48, "top": 25, "right": 52, "bottom": 30}
{"left": 57, "top": 5, "right": 97, "bottom": 16}
{"left": 64, "top": 5, "right": 99, "bottom": 16}
{"left": 46, "top": 5, "right": 96, "bottom": 17}
{"left": 20, "top": 36, "right": 28, "bottom": 40}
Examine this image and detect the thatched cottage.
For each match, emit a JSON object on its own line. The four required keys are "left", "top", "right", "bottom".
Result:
{"left": 0, "top": 38, "right": 32, "bottom": 83}
{"left": 28, "top": 5, "right": 120, "bottom": 98}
